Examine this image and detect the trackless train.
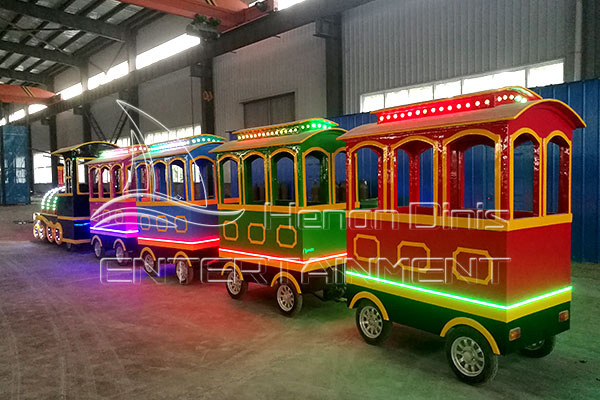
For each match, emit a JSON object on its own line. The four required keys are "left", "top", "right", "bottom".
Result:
{"left": 33, "top": 87, "right": 584, "bottom": 383}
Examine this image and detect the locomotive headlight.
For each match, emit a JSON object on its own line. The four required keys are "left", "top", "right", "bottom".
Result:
{"left": 509, "top": 327, "right": 521, "bottom": 341}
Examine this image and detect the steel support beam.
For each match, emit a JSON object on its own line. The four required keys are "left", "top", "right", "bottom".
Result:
{"left": 0, "top": 0, "right": 129, "bottom": 41}
{"left": 0, "top": 40, "right": 85, "bottom": 68}
{"left": 29, "top": 0, "right": 374, "bottom": 121}
{"left": 316, "top": 15, "right": 343, "bottom": 118}
{"left": 0, "top": 67, "right": 50, "bottom": 86}
{"left": 192, "top": 62, "right": 215, "bottom": 135}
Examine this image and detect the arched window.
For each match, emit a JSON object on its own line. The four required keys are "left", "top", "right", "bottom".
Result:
{"left": 220, "top": 158, "right": 239, "bottom": 204}
{"left": 90, "top": 168, "right": 99, "bottom": 198}
{"left": 447, "top": 134, "right": 496, "bottom": 213}
{"left": 304, "top": 150, "right": 330, "bottom": 206}
{"left": 272, "top": 152, "right": 295, "bottom": 205}
{"left": 394, "top": 141, "right": 435, "bottom": 212}
{"left": 513, "top": 133, "right": 540, "bottom": 218}
{"left": 100, "top": 167, "right": 110, "bottom": 198}
{"left": 64, "top": 159, "right": 72, "bottom": 193}
{"left": 170, "top": 160, "right": 186, "bottom": 200}
{"left": 137, "top": 164, "right": 150, "bottom": 195}
{"left": 546, "top": 135, "right": 570, "bottom": 214}
{"left": 244, "top": 154, "right": 266, "bottom": 205}
{"left": 77, "top": 160, "right": 89, "bottom": 194}
{"left": 334, "top": 151, "right": 347, "bottom": 203}
{"left": 124, "top": 165, "right": 135, "bottom": 193}
{"left": 153, "top": 162, "right": 167, "bottom": 200}
{"left": 112, "top": 166, "right": 122, "bottom": 197}
{"left": 192, "top": 159, "right": 216, "bottom": 201}
{"left": 354, "top": 146, "right": 382, "bottom": 209}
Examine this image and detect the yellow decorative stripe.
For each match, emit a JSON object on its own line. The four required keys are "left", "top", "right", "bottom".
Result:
{"left": 440, "top": 317, "right": 501, "bottom": 355}
{"left": 348, "top": 291, "right": 390, "bottom": 320}
{"left": 346, "top": 273, "right": 571, "bottom": 323}
{"left": 218, "top": 249, "right": 343, "bottom": 272}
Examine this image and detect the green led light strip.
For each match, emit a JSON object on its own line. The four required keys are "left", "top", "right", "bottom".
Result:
{"left": 346, "top": 271, "right": 572, "bottom": 310}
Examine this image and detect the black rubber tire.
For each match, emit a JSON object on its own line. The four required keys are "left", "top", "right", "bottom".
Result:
{"left": 355, "top": 299, "right": 393, "bottom": 345}
{"left": 323, "top": 285, "right": 346, "bottom": 301}
{"left": 175, "top": 260, "right": 194, "bottom": 285}
{"left": 142, "top": 253, "right": 158, "bottom": 277}
{"left": 114, "top": 242, "right": 129, "bottom": 266}
{"left": 275, "top": 278, "right": 303, "bottom": 317}
{"left": 65, "top": 242, "right": 74, "bottom": 252}
{"left": 519, "top": 336, "right": 556, "bottom": 358}
{"left": 445, "top": 326, "right": 499, "bottom": 385}
{"left": 93, "top": 239, "right": 105, "bottom": 259}
{"left": 225, "top": 269, "right": 248, "bottom": 300}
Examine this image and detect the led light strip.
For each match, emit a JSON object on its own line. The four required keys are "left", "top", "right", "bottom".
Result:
{"left": 137, "top": 236, "right": 219, "bottom": 245}
{"left": 91, "top": 226, "right": 139, "bottom": 235}
{"left": 347, "top": 270, "right": 572, "bottom": 310}
{"left": 220, "top": 247, "right": 347, "bottom": 265}
{"left": 235, "top": 119, "right": 338, "bottom": 141}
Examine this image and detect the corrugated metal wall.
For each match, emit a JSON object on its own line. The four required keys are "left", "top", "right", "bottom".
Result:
{"left": 342, "top": 0, "right": 575, "bottom": 114}
{"left": 213, "top": 23, "right": 327, "bottom": 137}
{"left": 332, "top": 79, "right": 600, "bottom": 263}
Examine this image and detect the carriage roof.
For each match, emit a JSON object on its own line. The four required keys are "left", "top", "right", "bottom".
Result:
{"left": 52, "top": 141, "right": 118, "bottom": 158}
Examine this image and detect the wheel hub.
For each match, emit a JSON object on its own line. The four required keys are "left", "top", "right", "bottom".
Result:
{"left": 277, "top": 285, "right": 294, "bottom": 311}
{"left": 227, "top": 271, "right": 241, "bottom": 294}
{"left": 176, "top": 262, "right": 187, "bottom": 282}
{"left": 451, "top": 337, "right": 485, "bottom": 377}
{"left": 359, "top": 306, "right": 383, "bottom": 338}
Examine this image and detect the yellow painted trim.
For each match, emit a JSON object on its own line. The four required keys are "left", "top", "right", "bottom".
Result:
{"left": 391, "top": 136, "right": 439, "bottom": 207}
{"left": 57, "top": 193, "right": 73, "bottom": 197}
{"left": 168, "top": 157, "right": 188, "bottom": 201}
{"left": 217, "top": 203, "right": 345, "bottom": 212}
{"left": 442, "top": 129, "right": 501, "bottom": 211}
{"left": 349, "top": 141, "right": 389, "bottom": 209}
{"left": 270, "top": 272, "right": 302, "bottom": 294}
{"left": 440, "top": 317, "right": 501, "bottom": 355}
{"left": 353, "top": 234, "right": 380, "bottom": 263}
{"left": 241, "top": 151, "right": 269, "bottom": 204}
{"left": 348, "top": 292, "right": 390, "bottom": 320}
{"left": 452, "top": 247, "right": 494, "bottom": 285}
{"left": 174, "top": 215, "right": 188, "bottom": 233}
{"left": 113, "top": 238, "right": 126, "bottom": 252}
{"left": 397, "top": 241, "right": 431, "bottom": 273}
{"left": 302, "top": 147, "right": 331, "bottom": 207}
{"left": 543, "top": 130, "right": 572, "bottom": 216}
{"left": 510, "top": 128, "right": 543, "bottom": 220}
{"left": 190, "top": 156, "right": 217, "bottom": 203}
{"left": 156, "top": 215, "right": 169, "bottom": 232}
{"left": 91, "top": 235, "right": 102, "bottom": 247}
{"left": 54, "top": 222, "right": 63, "bottom": 245}
{"left": 62, "top": 238, "right": 89, "bottom": 245}
{"left": 218, "top": 249, "right": 343, "bottom": 272}
{"left": 57, "top": 216, "right": 89, "bottom": 221}
{"left": 217, "top": 154, "right": 241, "bottom": 205}
{"left": 139, "top": 214, "right": 151, "bottom": 231}
{"left": 173, "top": 251, "right": 191, "bottom": 266}
{"left": 221, "top": 261, "right": 244, "bottom": 281}
{"left": 276, "top": 225, "right": 297, "bottom": 249}
{"left": 247, "top": 222, "right": 266, "bottom": 245}
{"left": 346, "top": 274, "right": 572, "bottom": 323}
{"left": 140, "top": 247, "right": 156, "bottom": 261}
{"left": 269, "top": 148, "right": 299, "bottom": 206}
{"left": 331, "top": 147, "right": 347, "bottom": 204}
{"left": 222, "top": 220, "right": 239, "bottom": 241}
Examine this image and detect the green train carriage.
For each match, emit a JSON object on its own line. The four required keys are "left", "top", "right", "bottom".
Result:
{"left": 211, "top": 119, "right": 348, "bottom": 316}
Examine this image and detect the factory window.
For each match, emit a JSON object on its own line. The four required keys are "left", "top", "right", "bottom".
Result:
{"left": 88, "top": 62, "right": 129, "bottom": 90}
{"left": 360, "top": 60, "right": 564, "bottom": 112}
{"left": 33, "top": 152, "right": 52, "bottom": 184}
{"left": 144, "top": 125, "right": 200, "bottom": 145}
{"left": 9, "top": 109, "right": 25, "bottom": 122}
{"left": 58, "top": 83, "right": 83, "bottom": 100}
{"left": 136, "top": 34, "right": 200, "bottom": 70}
{"left": 243, "top": 93, "right": 295, "bottom": 128}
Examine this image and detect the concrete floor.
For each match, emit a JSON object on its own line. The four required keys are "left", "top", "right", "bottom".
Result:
{"left": 0, "top": 204, "right": 599, "bottom": 399}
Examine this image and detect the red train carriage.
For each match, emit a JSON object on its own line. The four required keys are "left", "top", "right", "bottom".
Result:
{"left": 339, "top": 87, "right": 585, "bottom": 383}
{"left": 33, "top": 141, "right": 119, "bottom": 250}
{"left": 211, "top": 119, "right": 347, "bottom": 316}
{"left": 86, "top": 145, "right": 149, "bottom": 263}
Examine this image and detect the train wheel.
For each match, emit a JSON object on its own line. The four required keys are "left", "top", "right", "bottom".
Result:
{"left": 114, "top": 242, "right": 128, "bottom": 265}
{"left": 356, "top": 300, "right": 392, "bottom": 345}
{"left": 445, "top": 326, "right": 498, "bottom": 384}
{"left": 275, "top": 278, "right": 302, "bottom": 317}
{"left": 46, "top": 225, "right": 55, "bottom": 243}
{"left": 54, "top": 225, "right": 62, "bottom": 246}
{"left": 93, "top": 239, "right": 105, "bottom": 259}
{"left": 225, "top": 269, "right": 247, "bottom": 300}
{"left": 65, "top": 242, "right": 74, "bottom": 252}
{"left": 175, "top": 259, "right": 193, "bottom": 285}
{"left": 142, "top": 253, "right": 158, "bottom": 277}
{"left": 519, "top": 336, "right": 556, "bottom": 358}
{"left": 33, "top": 221, "right": 42, "bottom": 239}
